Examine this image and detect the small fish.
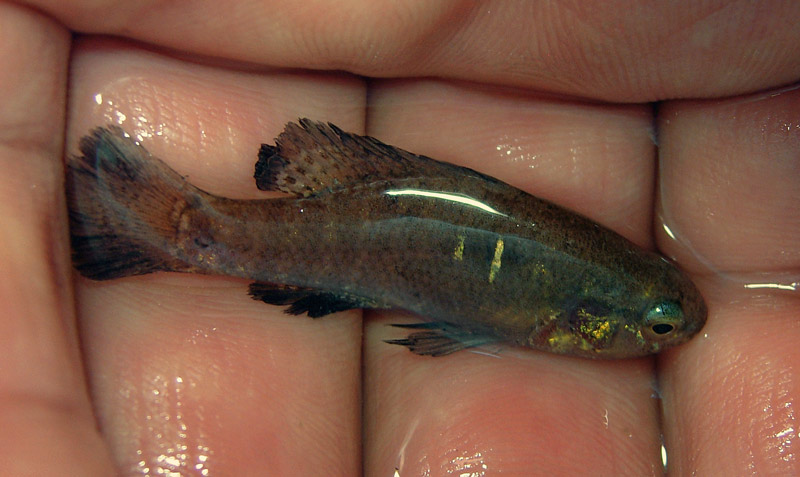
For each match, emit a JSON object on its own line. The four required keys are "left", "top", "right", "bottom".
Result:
{"left": 65, "top": 119, "right": 707, "bottom": 358}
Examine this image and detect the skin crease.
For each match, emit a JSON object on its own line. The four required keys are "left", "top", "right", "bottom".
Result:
{"left": 0, "top": 1, "right": 798, "bottom": 476}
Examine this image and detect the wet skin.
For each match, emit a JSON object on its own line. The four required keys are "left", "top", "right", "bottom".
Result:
{"left": 3, "top": 4, "right": 798, "bottom": 474}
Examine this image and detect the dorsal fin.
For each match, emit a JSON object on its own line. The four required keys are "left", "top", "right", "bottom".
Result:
{"left": 254, "top": 119, "right": 493, "bottom": 197}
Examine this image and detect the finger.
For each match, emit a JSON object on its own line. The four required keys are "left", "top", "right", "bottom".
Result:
{"left": 364, "top": 81, "right": 666, "bottom": 474}
{"left": 67, "top": 38, "right": 365, "bottom": 473}
{"left": 657, "top": 86, "right": 800, "bottom": 274}
{"left": 657, "top": 85, "right": 800, "bottom": 474}
{"left": 365, "top": 80, "right": 657, "bottom": 244}
{"left": 0, "top": 4, "right": 115, "bottom": 474}
{"left": 22, "top": 0, "right": 800, "bottom": 101}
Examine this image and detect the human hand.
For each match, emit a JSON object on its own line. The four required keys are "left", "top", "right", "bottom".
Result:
{"left": 1, "top": 1, "right": 798, "bottom": 474}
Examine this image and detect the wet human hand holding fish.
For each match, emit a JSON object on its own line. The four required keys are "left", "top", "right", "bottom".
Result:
{"left": 2, "top": 1, "right": 799, "bottom": 476}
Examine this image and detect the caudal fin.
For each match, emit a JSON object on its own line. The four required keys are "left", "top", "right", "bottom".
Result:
{"left": 66, "top": 126, "right": 200, "bottom": 280}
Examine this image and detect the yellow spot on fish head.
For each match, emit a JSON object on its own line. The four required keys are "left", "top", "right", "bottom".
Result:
{"left": 624, "top": 323, "right": 648, "bottom": 346}
{"left": 574, "top": 308, "right": 617, "bottom": 349}
{"left": 546, "top": 331, "right": 573, "bottom": 349}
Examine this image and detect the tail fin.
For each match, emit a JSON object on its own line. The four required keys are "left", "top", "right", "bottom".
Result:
{"left": 66, "top": 126, "right": 200, "bottom": 280}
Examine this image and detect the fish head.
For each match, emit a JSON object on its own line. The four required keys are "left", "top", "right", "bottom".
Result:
{"left": 621, "top": 258, "right": 708, "bottom": 356}
{"left": 584, "top": 257, "right": 707, "bottom": 359}
{"left": 531, "top": 258, "right": 707, "bottom": 359}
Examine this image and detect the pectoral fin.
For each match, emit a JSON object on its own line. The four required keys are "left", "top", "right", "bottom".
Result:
{"left": 384, "top": 322, "right": 495, "bottom": 356}
{"left": 248, "top": 282, "right": 382, "bottom": 318}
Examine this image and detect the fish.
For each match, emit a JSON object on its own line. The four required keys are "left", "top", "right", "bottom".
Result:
{"left": 65, "top": 119, "right": 707, "bottom": 358}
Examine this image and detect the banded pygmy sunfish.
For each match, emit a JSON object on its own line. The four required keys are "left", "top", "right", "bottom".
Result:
{"left": 65, "top": 119, "right": 707, "bottom": 359}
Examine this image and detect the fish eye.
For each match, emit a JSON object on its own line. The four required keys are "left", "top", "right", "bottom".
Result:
{"left": 643, "top": 301, "right": 683, "bottom": 339}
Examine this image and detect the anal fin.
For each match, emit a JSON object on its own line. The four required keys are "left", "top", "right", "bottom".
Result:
{"left": 248, "top": 282, "right": 380, "bottom": 318}
{"left": 384, "top": 322, "right": 495, "bottom": 356}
